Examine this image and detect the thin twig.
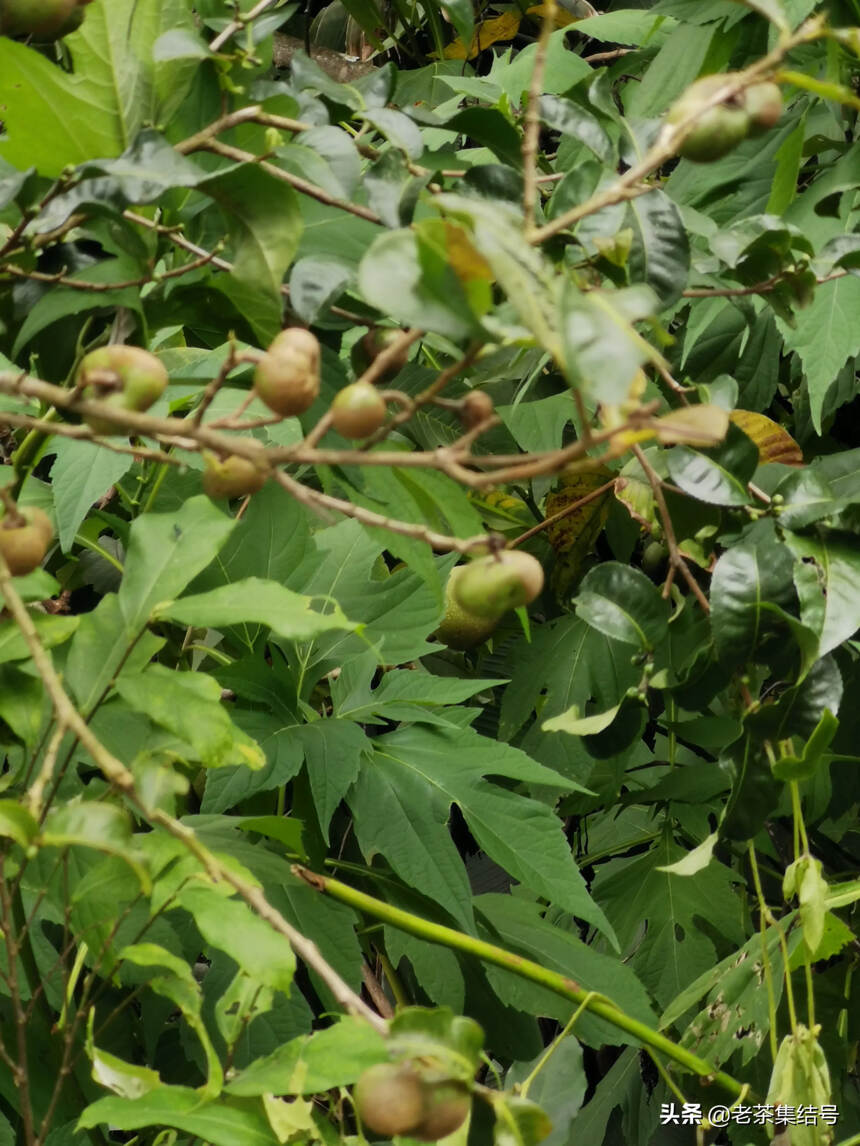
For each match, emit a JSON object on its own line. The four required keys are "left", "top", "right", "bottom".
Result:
{"left": 522, "top": 0, "right": 557, "bottom": 235}
{"left": 510, "top": 479, "right": 614, "bottom": 547}
{"left": 631, "top": 444, "right": 710, "bottom": 613}
{"left": 209, "top": 0, "right": 281, "bottom": 53}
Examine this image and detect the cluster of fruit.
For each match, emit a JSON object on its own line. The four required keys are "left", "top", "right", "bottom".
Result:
{"left": 0, "top": 0, "right": 92, "bottom": 39}
{"left": 354, "top": 1061, "right": 471, "bottom": 1142}
{"left": 668, "top": 76, "right": 783, "bottom": 162}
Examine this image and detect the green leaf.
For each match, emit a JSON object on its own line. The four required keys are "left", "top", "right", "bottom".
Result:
{"left": 41, "top": 803, "right": 148, "bottom": 888}
{"left": 538, "top": 96, "right": 611, "bottom": 163}
{"left": 709, "top": 532, "right": 798, "bottom": 666}
{"left": 66, "top": 594, "right": 165, "bottom": 716}
{"left": 116, "top": 665, "right": 265, "bottom": 770}
{"left": 205, "top": 165, "right": 302, "bottom": 346}
{"left": 783, "top": 532, "right": 860, "bottom": 657}
{"left": 666, "top": 422, "right": 759, "bottom": 506}
{"left": 227, "top": 1017, "right": 388, "bottom": 1096}
{"left": 559, "top": 282, "right": 662, "bottom": 404}
{"left": 117, "top": 496, "right": 235, "bottom": 632}
{"left": 0, "top": 800, "right": 39, "bottom": 847}
{"left": 475, "top": 895, "right": 655, "bottom": 1044}
{"left": 360, "top": 724, "right": 618, "bottom": 944}
{"left": 626, "top": 190, "right": 690, "bottom": 307}
{"left": 177, "top": 885, "right": 296, "bottom": 996}
{"left": 591, "top": 832, "right": 744, "bottom": 1009}
{"left": 777, "top": 273, "right": 860, "bottom": 433}
{"left": 574, "top": 562, "right": 670, "bottom": 650}
{"left": 50, "top": 439, "right": 134, "bottom": 554}
{"left": 79, "top": 1089, "right": 279, "bottom": 1146}
{"left": 358, "top": 228, "right": 482, "bottom": 340}
{"left": 0, "top": 614, "right": 79, "bottom": 666}
{"left": 158, "top": 578, "right": 357, "bottom": 642}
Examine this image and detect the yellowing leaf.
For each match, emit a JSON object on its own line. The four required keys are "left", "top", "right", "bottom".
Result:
{"left": 443, "top": 12, "right": 522, "bottom": 59}
{"left": 544, "top": 466, "right": 614, "bottom": 597}
{"left": 729, "top": 410, "right": 803, "bottom": 466}
{"left": 525, "top": 3, "right": 580, "bottom": 27}
{"left": 444, "top": 222, "right": 495, "bottom": 283}
{"left": 655, "top": 404, "right": 730, "bottom": 448}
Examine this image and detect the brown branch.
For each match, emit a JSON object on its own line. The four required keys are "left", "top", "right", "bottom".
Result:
{"left": 273, "top": 468, "right": 494, "bottom": 553}
{"left": 196, "top": 139, "right": 383, "bottom": 226}
{"left": 174, "top": 105, "right": 311, "bottom": 154}
{"left": 682, "top": 269, "right": 847, "bottom": 298}
{"left": 0, "top": 249, "right": 219, "bottom": 293}
{"left": 530, "top": 17, "right": 826, "bottom": 244}
{"left": 522, "top": 0, "right": 557, "bottom": 234}
{"left": 631, "top": 444, "right": 710, "bottom": 614}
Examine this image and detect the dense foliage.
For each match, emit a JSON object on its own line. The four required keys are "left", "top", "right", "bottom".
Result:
{"left": 0, "top": 1, "right": 859, "bottom": 1145}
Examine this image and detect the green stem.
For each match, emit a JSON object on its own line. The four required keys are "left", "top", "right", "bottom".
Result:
{"left": 295, "top": 868, "right": 746, "bottom": 1100}
{"left": 748, "top": 844, "right": 780, "bottom": 1062}
{"left": 11, "top": 409, "right": 60, "bottom": 497}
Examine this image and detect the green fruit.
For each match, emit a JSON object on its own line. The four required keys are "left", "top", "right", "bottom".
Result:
{"left": 453, "top": 550, "right": 544, "bottom": 620}
{"left": 77, "top": 345, "right": 168, "bottom": 435}
{"left": 668, "top": 74, "right": 750, "bottom": 163}
{"left": 202, "top": 452, "right": 267, "bottom": 499}
{"left": 435, "top": 567, "right": 500, "bottom": 650}
{"left": 0, "top": 0, "right": 90, "bottom": 38}
{"left": 0, "top": 506, "right": 53, "bottom": 576}
{"left": 354, "top": 1064, "right": 426, "bottom": 1138}
{"left": 254, "top": 328, "right": 321, "bottom": 417}
{"left": 460, "top": 391, "right": 494, "bottom": 430}
{"left": 412, "top": 1082, "right": 471, "bottom": 1142}
{"left": 331, "top": 381, "right": 387, "bottom": 439}
{"left": 350, "top": 328, "right": 410, "bottom": 382}
{"left": 641, "top": 540, "right": 669, "bottom": 579}
{"left": 743, "top": 82, "right": 783, "bottom": 136}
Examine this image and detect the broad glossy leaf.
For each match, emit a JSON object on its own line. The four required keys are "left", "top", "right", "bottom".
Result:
{"left": 626, "top": 190, "right": 690, "bottom": 307}
{"left": 783, "top": 532, "right": 860, "bottom": 657}
{"left": 574, "top": 562, "right": 669, "bottom": 650}
{"left": 666, "top": 422, "right": 759, "bottom": 506}
{"left": 710, "top": 532, "right": 797, "bottom": 666}
{"left": 204, "top": 165, "right": 302, "bottom": 346}
{"left": 0, "top": 614, "right": 79, "bottom": 666}
{"left": 0, "top": 800, "right": 38, "bottom": 847}
{"left": 729, "top": 409, "right": 803, "bottom": 467}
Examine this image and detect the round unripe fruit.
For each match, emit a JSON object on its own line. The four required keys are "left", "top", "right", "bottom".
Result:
{"left": 351, "top": 328, "right": 410, "bottom": 382}
{"left": 77, "top": 346, "right": 168, "bottom": 435}
{"left": 641, "top": 540, "right": 669, "bottom": 579}
{"left": 435, "top": 566, "right": 501, "bottom": 650}
{"left": 254, "top": 328, "right": 321, "bottom": 417}
{"left": 0, "top": 0, "right": 90, "bottom": 38}
{"left": 0, "top": 506, "right": 54, "bottom": 576}
{"left": 743, "top": 82, "right": 783, "bottom": 136}
{"left": 202, "top": 453, "right": 267, "bottom": 499}
{"left": 460, "top": 391, "right": 494, "bottom": 430}
{"left": 453, "top": 550, "right": 544, "bottom": 620}
{"left": 354, "top": 1064, "right": 426, "bottom": 1138}
{"left": 668, "top": 75, "right": 750, "bottom": 163}
{"left": 331, "top": 381, "right": 386, "bottom": 439}
{"left": 412, "top": 1082, "right": 471, "bottom": 1142}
